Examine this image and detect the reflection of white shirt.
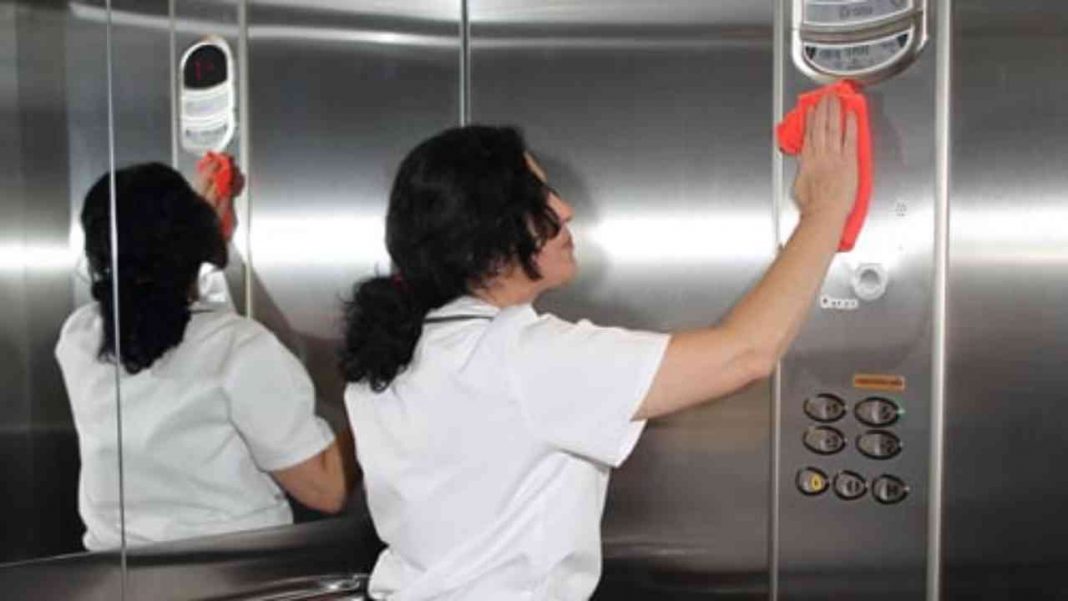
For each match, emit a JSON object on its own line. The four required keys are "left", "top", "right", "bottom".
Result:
{"left": 55, "top": 271, "right": 334, "bottom": 550}
{"left": 346, "top": 296, "right": 668, "bottom": 601}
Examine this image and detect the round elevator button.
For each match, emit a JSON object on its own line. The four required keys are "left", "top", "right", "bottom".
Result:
{"left": 855, "top": 397, "right": 902, "bottom": 427}
{"left": 803, "top": 426, "right": 846, "bottom": 455}
{"left": 872, "top": 475, "right": 909, "bottom": 504}
{"left": 852, "top": 263, "right": 889, "bottom": 302}
{"left": 857, "top": 430, "right": 902, "bottom": 459}
{"left": 804, "top": 393, "right": 847, "bottom": 423}
{"left": 796, "top": 467, "right": 829, "bottom": 496}
{"left": 833, "top": 471, "right": 868, "bottom": 501}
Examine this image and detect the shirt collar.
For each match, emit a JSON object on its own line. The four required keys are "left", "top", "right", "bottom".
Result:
{"left": 425, "top": 295, "right": 502, "bottom": 321}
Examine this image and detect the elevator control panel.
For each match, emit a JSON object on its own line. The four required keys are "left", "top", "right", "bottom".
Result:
{"left": 796, "top": 391, "right": 908, "bottom": 504}
{"left": 179, "top": 37, "right": 236, "bottom": 153}
{"left": 792, "top": 0, "right": 927, "bottom": 84}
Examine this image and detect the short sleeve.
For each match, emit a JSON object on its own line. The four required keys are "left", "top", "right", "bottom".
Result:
{"left": 505, "top": 311, "right": 669, "bottom": 468}
{"left": 221, "top": 327, "right": 335, "bottom": 471}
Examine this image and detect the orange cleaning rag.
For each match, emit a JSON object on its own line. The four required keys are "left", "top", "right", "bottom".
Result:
{"left": 776, "top": 80, "right": 872, "bottom": 252}
{"left": 196, "top": 151, "right": 236, "bottom": 239}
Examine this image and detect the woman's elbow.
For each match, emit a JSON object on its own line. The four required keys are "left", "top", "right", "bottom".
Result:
{"left": 307, "top": 483, "right": 348, "bottom": 514}
{"left": 318, "top": 490, "right": 347, "bottom": 514}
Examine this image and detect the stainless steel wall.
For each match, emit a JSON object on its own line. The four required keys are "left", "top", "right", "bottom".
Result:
{"left": 245, "top": 0, "right": 461, "bottom": 429}
{"left": 11, "top": 1, "right": 1068, "bottom": 599}
{"left": 943, "top": 2, "right": 1068, "bottom": 598}
{"left": 469, "top": 2, "right": 776, "bottom": 597}
{"left": 0, "top": 0, "right": 115, "bottom": 568}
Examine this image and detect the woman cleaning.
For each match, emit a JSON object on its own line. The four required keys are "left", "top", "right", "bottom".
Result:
{"left": 343, "top": 94, "right": 857, "bottom": 599}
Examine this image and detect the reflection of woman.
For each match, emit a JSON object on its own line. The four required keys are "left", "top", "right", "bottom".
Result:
{"left": 56, "top": 162, "right": 352, "bottom": 550}
{"left": 343, "top": 96, "right": 857, "bottom": 599}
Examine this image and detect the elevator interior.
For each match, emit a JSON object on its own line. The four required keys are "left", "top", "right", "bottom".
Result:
{"left": 2, "top": 1, "right": 1068, "bottom": 599}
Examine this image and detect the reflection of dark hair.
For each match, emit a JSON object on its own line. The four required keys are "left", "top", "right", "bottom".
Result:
{"left": 341, "top": 125, "right": 560, "bottom": 391}
{"left": 82, "top": 163, "right": 227, "bottom": 374}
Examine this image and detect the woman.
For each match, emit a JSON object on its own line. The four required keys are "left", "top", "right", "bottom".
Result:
{"left": 56, "top": 161, "right": 353, "bottom": 550}
{"left": 343, "top": 95, "right": 857, "bottom": 599}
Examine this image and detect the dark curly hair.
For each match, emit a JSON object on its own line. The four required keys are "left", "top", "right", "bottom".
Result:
{"left": 82, "top": 162, "right": 227, "bottom": 374}
{"left": 341, "top": 125, "right": 560, "bottom": 391}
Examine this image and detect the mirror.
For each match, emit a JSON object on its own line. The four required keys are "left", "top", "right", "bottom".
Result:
{"left": 98, "top": 0, "right": 465, "bottom": 554}
{"left": 0, "top": 0, "right": 121, "bottom": 578}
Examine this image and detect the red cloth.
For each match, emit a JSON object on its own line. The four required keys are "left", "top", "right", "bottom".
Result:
{"left": 197, "top": 151, "right": 236, "bottom": 239}
{"left": 776, "top": 80, "right": 872, "bottom": 252}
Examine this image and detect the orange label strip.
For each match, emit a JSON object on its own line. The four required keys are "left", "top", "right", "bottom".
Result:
{"left": 852, "top": 373, "right": 907, "bottom": 392}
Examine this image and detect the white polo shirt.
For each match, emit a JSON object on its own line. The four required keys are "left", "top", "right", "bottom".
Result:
{"left": 55, "top": 273, "right": 334, "bottom": 550}
{"left": 346, "top": 296, "right": 669, "bottom": 601}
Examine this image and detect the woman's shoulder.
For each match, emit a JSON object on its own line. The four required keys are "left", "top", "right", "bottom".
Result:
{"left": 61, "top": 303, "right": 102, "bottom": 334}
{"left": 56, "top": 303, "right": 104, "bottom": 356}
{"left": 186, "top": 305, "right": 276, "bottom": 348}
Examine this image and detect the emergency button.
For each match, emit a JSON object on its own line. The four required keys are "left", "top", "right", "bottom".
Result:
{"left": 872, "top": 475, "right": 909, "bottom": 504}
{"left": 855, "top": 397, "right": 901, "bottom": 427}
{"left": 803, "top": 426, "right": 846, "bottom": 455}
{"left": 804, "top": 393, "right": 846, "bottom": 423}
{"left": 796, "top": 467, "right": 829, "bottom": 496}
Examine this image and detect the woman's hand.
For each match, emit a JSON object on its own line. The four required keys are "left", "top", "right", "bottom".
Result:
{"left": 792, "top": 93, "right": 859, "bottom": 224}
{"left": 195, "top": 152, "right": 245, "bottom": 241}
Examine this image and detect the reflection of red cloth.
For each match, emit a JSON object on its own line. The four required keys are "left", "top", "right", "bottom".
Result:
{"left": 197, "top": 151, "right": 236, "bottom": 239}
{"left": 777, "top": 80, "right": 872, "bottom": 252}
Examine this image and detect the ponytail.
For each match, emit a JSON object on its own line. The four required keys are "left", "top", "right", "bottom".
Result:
{"left": 340, "top": 276, "right": 429, "bottom": 392}
{"left": 82, "top": 163, "right": 226, "bottom": 374}
{"left": 92, "top": 273, "right": 194, "bottom": 374}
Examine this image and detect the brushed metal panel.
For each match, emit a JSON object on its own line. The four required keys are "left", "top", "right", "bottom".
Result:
{"left": 1, "top": 517, "right": 374, "bottom": 601}
{"left": 0, "top": 550, "right": 123, "bottom": 601}
{"left": 107, "top": 0, "right": 172, "bottom": 168}
{"left": 943, "top": 3, "right": 1068, "bottom": 598}
{"left": 0, "top": 0, "right": 116, "bottom": 570}
{"left": 470, "top": 2, "right": 775, "bottom": 596}
{"left": 774, "top": 1, "right": 939, "bottom": 599}
{"left": 125, "top": 516, "right": 378, "bottom": 601}
{"left": 246, "top": 1, "right": 460, "bottom": 425}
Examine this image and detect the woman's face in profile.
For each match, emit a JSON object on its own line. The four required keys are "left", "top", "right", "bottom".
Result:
{"left": 526, "top": 155, "right": 577, "bottom": 292}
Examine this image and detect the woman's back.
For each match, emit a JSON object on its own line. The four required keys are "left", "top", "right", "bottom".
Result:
{"left": 57, "top": 297, "right": 333, "bottom": 549}
{"left": 346, "top": 296, "right": 666, "bottom": 600}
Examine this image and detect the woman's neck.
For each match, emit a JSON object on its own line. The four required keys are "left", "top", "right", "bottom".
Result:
{"left": 473, "top": 271, "right": 540, "bottom": 308}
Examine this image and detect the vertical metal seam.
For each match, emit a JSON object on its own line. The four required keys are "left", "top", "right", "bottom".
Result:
{"left": 927, "top": 0, "right": 951, "bottom": 599}
{"left": 168, "top": 0, "right": 177, "bottom": 168}
{"left": 460, "top": 0, "right": 470, "bottom": 125}
{"left": 103, "top": 0, "right": 127, "bottom": 594}
{"left": 238, "top": 0, "right": 253, "bottom": 316}
{"left": 769, "top": 1, "right": 786, "bottom": 599}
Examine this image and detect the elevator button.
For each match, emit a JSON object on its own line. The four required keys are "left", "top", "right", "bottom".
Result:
{"left": 833, "top": 470, "right": 868, "bottom": 501}
{"left": 857, "top": 430, "right": 902, "bottom": 459}
{"left": 871, "top": 475, "right": 909, "bottom": 504}
{"left": 803, "top": 426, "right": 846, "bottom": 455}
{"left": 804, "top": 393, "right": 847, "bottom": 423}
{"left": 796, "top": 467, "right": 830, "bottom": 496}
{"left": 852, "top": 263, "right": 889, "bottom": 302}
{"left": 855, "top": 397, "right": 901, "bottom": 427}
